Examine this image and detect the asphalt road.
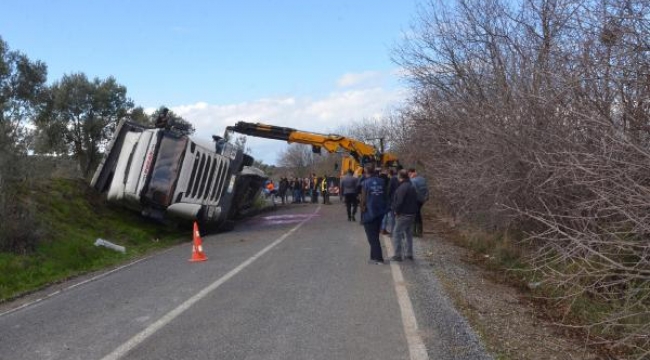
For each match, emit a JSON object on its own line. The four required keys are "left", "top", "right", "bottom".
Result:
{"left": 0, "top": 198, "right": 491, "bottom": 360}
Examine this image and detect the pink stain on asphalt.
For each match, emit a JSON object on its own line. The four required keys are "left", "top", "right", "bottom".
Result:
{"left": 254, "top": 213, "right": 320, "bottom": 226}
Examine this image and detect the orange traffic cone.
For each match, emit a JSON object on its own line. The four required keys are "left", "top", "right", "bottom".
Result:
{"left": 189, "top": 221, "right": 207, "bottom": 262}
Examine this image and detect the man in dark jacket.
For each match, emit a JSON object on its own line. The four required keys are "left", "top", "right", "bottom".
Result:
{"left": 310, "top": 173, "right": 319, "bottom": 203}
{"left": 340, "top": 169, "right": 359, "bottom": 221}
{"left": 359, "top": 163, "right": 387, "bottom": 264}
{"left": 408, "top": 168, "right": 429, "bottom": 237}
{"left": 290, "top": 177, "right": 301, "bottom": 203}
{"left": 278, "top": 177, "right": 289, "bottom": 204}
{"left": 390, "top": 169, "right": 419, "bottom": 261}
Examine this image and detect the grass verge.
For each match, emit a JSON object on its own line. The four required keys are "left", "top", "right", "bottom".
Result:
{"left": 0, "top": 178, "right": 186, "bottom": 302}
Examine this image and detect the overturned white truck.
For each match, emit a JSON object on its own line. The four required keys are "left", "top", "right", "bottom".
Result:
{"left": 90, "top": 119, "right": 267, "bottom": 231}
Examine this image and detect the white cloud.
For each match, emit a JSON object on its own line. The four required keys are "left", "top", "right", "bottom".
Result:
{"left": 172, "top": 75, "right": 406, "bottom": 165}
{"left": 336, "top": 71, "right": 382, "bottom": 88}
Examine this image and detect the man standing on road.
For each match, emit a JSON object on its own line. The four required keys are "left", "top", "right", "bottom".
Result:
{"left": 321, "top": 175, "right": 331, "bottom": 205}
{"left": 408, "top": 168, "right": 429, "bottom": 237}
{"left": 290, "top": 177, "right": 301, "bottom": 203}
{"left": 340, "top": 169, "right": 359, "bottom": 221}
{"left": 360, "top": 163, "right": 388, "bottom": 264}
{"left": 310, "top": 173, "right": 319, "bottom": 204}
{"left": 381, "top": 168, "right": 398, "bottom": 234}
{"left": 278, "top": 177, "right": 289, "bottom": 204}
{"left": 390, "top": 169, "right": 419, "bottom": 261}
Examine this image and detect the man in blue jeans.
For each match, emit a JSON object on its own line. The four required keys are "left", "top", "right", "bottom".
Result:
{"left": 390, "top": 169, "right": 419, "bottom": 261}
{"left": 359, "top": 163, "right": 388, "bottom": 264}
{"left": 408, "top": 168, "right": 429, "bottom": 237}
{"left": 381, "top": 168, "right": 399, "bottom": 234}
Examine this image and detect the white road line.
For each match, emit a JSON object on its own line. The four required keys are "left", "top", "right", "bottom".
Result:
{"left": 101, "top": 206, "right": 320, "bottom": 360}
{"left": 383, "top": 236, "right": 430, "bottom": 360}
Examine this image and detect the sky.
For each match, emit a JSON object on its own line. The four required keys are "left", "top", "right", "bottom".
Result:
{"left": 1, "top": 0, "right": 419, "bottom": 164}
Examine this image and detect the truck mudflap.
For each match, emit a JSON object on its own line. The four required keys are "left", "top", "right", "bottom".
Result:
{"left": 90, "top": 120, "right": 147, "bottom": 193}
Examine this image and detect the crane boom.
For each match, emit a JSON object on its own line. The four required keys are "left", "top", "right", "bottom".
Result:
{"left": 225, "top": 121, "right": 399, "bottom": 170}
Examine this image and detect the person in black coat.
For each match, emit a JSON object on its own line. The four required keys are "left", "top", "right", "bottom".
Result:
{"left": 389, "top": 169, "right": 419, "bottom": 261}
{"left": 359, "top": 163, "right": 388, "bottom": 264}
{"left": 278, "top": 177, "right": 289, "bottom": 204}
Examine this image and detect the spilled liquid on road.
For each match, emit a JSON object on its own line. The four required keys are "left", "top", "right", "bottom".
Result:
{"left": 256, "top": 213, "right": 320, "bottom": 226}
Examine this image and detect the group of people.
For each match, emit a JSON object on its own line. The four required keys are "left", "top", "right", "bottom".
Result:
{"left": 265, "top": 174, "right": 335, "bottom": 205}
{"left": 264, "top": 164, "right": 429, "bottom": 265}
{"left": 352, "top": 164, "right": 428, "bottom": 265}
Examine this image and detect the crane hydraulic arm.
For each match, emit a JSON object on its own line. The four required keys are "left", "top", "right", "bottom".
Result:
{"left": 224, "top": 121, "right": 399, "bottom": 168}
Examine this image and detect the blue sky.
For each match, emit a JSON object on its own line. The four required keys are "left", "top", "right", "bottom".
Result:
{"left": 1, "top": 0, "right": 418, "bottom": 164}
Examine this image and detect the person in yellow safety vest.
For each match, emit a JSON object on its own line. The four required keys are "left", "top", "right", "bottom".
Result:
{"left": 321, "top": 175, "right": 331, "bottom": 205}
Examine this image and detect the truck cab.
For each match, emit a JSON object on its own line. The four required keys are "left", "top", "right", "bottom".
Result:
{"left": 91, "top": 120, "right": 258, "bottom": 228}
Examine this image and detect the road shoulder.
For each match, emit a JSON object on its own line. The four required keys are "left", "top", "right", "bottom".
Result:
{"left": 412, "top": 234, "right": 602, "bottom": 360}
{"left": 386, "top": 234, "right": 493, "bottom": 360}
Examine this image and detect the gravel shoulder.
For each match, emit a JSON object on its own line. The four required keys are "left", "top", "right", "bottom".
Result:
{"left": 413, "top": 217, "right": 603, "bottom": 360}
{"left": 395, "top": 236, "right": 493, "bottom": 360}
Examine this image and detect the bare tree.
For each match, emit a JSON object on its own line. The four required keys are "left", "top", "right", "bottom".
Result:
{"left": 393, "top": 0, "right": 650, "bottom": 355}
{"left": 276, "top": 143, "right": 340, "bottom": 178}
{"left": 277, "top": 144, "right": 315, "bottom": 177}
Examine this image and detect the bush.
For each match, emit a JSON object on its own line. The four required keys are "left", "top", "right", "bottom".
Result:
{"left": 0, "top": 180, "right": 43, "bottom": 254}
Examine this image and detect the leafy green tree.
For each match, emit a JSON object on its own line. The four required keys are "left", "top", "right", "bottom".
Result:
{"left": 0, "top": 36, "right": 47, "bottom": 155}
{"left": 35, "top": 73, "right": 133, "bottom": 177}
{"left": 0, "top": 36, "right": 47, "bottom": 253}
{"left": 127, "top": 106, "right": 151, "bottom": 125}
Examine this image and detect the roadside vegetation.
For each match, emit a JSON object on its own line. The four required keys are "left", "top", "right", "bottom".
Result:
{"left": 384, "top": 1, "right": 649, "bottom": 357}
{"left": 0, "top": 177, "right": 186, "bottom": 302}
{"left": 0, "top": 36, "right": 193, "bottom": 302}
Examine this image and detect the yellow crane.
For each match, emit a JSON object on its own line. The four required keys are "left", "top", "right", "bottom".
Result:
{"left": 224, "top": 121, "right": 400, "bottom": 176}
